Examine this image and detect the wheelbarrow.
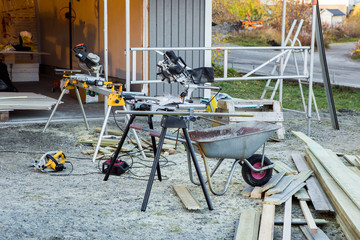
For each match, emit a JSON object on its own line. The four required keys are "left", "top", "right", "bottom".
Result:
{"left": 187, "top": 121, "right": 280, "bottom": 195}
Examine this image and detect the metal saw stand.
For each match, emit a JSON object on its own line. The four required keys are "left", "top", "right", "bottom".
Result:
{"left": 103, "top": 114, "right": 213, "bottom": 212}
{"left": 43, "top": 84, "right": 89, "bottom": 132}
{"left": 43, "top": 81, "right": 147, "bottom": 160}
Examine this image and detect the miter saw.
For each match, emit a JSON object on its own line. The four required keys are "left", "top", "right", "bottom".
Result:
{"left": 156, "top": 50, "right": 217, "bottom": 101}
{"left": 70, "top": 43, "right": 105, "bottom": 86}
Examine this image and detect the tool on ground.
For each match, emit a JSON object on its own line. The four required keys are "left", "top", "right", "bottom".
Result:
{"left": 32, "top": 151, "right": 67, "bottom": 172}
{"left": 102, "top": 159, "right": 130, "bottom": 176}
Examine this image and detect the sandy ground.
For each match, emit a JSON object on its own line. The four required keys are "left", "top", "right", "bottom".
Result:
{"left": 0, "top": 110, "right": 359, "bottom": 240}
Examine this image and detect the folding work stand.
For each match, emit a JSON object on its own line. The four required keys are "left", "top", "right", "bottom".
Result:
{"left": 103, "top": 114, "right": 214, "bottom": 212}
{"left": 43, "top": 79, "right": 147, "bottom": 160}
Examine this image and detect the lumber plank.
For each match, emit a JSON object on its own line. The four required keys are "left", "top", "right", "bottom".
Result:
{"left": 294, "top": 170, "right": 313, "bottom": 182}
{"left": 93, "top": 128, "right": 124, "bottom": 136}
{"left": 300, "top": 226, "right": 330, "bottom": 240}
{"left": 0, "top": 92, "right": 58, "bottom": 111}
{"left": 261, "top": 171, "right": 286, "bottom": 193}
{"left": 348, "top": 166, "right": 360, "bottom": 177}
{"left": 295, "top": 187, "right": 311, "bottom": 201}
{"left": 344, "top": 155, "right": 360, "bottom": 167}
{"left": 241, "top": 185, "right": 254, "bottom": 197}
{"left": 300, "top": 200, "right": 318, "bottom": 234}
{"left": 274, "top": 218, "right": 329, "bottom": 225}
{"left": 273, "top": 161, "right": 297, "bottom": 175}
{"left": 336, "top": 215, "right": 358, "bottom": 240}
{"left": 258, "top": 204, "right": 275, "bottom": 240}
{"left": 293, "top": 131, "right": 360, "bottom": 209}
{"left": 173, "top": 185, "right": 202, "bottom": 210}
{"left": 234, "top": 210, "right": 260, "bottom": 240}
{"left": 305, "top": 148, "right": 360, "bottom": 239}
{"left": 292, "top": 152, "right": 311, "bottom": 171}
{"left": 264, "top": 180, "right": 305, "bottom": 205}
{"left": 0, "top": 96, "right": 28, "bottom": 100}
{"left": 250, "top": 186, "right": 263, "bottom": 199}
{"left": 292, "top": 152, "right": 334, "bottom": 212}
{"left": 282, "top": 197, "right": 292, "bottom": 240}
{"left": 265, "top": 174, "right": 295, "bottom": 196}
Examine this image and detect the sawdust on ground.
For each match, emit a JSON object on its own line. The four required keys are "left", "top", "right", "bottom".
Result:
{"left": 0, "top": 110, "right": 359, "bottom": 239}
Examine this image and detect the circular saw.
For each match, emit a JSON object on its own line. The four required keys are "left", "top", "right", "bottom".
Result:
{"left": 32, "top": 151, "right": 67, "bottom": 172}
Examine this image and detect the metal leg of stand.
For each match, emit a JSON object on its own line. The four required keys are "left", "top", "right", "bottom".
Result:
{"left": 141, "top": 126, "right": 167, "bottom": 212}
{"left": 123, "top": 105, "right": 147, "bottom": 159}
{"left": 103, "top": 114, "right": 136, "bottom": 181}
{"left": 43, "top": 87, "right": 67, "bottom": 133}
{"left": 92, "top": 106, "right": 112, "bottom": 162}
{"left": 148, "top": 115, "right": 162, "bottom": 181}
{"left": 74, "top": 86, "right": 90, "bottom": 130}
{"left": 182, "top": 128, "right": 213, "bottom": 210}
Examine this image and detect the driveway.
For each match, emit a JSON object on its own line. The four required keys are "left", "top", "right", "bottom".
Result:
{"left": 224, "top": 42, "right": 360, "bottom": 88}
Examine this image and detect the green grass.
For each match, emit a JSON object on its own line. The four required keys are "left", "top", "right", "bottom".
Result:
{"left": 226, "top": 35, "right": 272, "bottom": 46}
{"left": 213, "top": 65, "right": 360, "bottom": 112}
{"left": 351, "top": 55, "right": 360, "bottom": 61}
{"left": 332, "top": 37, "right": 360, "bottom": 44}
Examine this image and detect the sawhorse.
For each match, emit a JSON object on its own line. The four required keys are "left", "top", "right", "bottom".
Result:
{"left": 103, "top": 114, "right": 213, "bottom": 212}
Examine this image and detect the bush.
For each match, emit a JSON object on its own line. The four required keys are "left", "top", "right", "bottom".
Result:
{"left": 226, "top": 27, "right": 282, "bottom": 46}
{"left": 343, "top": 15, "right": 360, "bottom": 38}
{"left": 350, "top": 41, "right": 360, "bottom": 60}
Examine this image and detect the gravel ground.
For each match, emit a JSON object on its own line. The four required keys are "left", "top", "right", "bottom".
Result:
{"left": 0, "top": 110, "right": 359, "bottom": 240}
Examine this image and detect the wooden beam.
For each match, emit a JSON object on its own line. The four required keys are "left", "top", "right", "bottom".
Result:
{"left": 295, "top": 187, "right": 311, "bottom": 201}
{"left": 264, "top": 180, "right": 305, "bottom": 205}
{"left": 348, "top": 166, "right": 360, "bottom": 177}
{"left": 273, "top": 161, "right": 297, "bottom": 175}
{"left": 173, "top": 185, "right": 202, "bottom": 210}
{"left": 265, "top": 175, "right": 295, "bottom": 196}
{"left": 261, "top": 171, "right": 286, "bottom": 193}
{"left": 241, "top": 185, "right": 254, "bottom": 197}
{"left": 300, "top": 226, "right": 330, "bottom": 240}
{"left": 234, "top": 210, "right": 261, "bottom": 240}
{"left": 282, "top": 197, "right": 292, "bottom": 240}
{"left": 300, "top": 200, "right": 318, "bottom": 234}
{"left": 274, "top": 218, "right": 329, "bottom": 225}
{"left": 251, "top": 186, "right": 263, "bottom": 199}
{"left": 305, "top": 148, "right": 360, "bottom": 239}
{"left": 258, "top": 204, "right": 276, "bottom": 240}
{"left": 292, "top": 152, "right": 334, "bottom": 212}
{"left": 344, "top": 155, "right": 360, "bottom": 167}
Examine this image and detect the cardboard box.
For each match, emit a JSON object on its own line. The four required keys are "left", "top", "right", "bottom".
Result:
{"left": 69, "top": 88, "right": 104, "bottom": 104}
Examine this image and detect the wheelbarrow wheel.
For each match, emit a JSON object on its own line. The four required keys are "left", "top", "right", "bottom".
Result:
{"left": 241, "top": 154, "right": 272, "bottom": 186}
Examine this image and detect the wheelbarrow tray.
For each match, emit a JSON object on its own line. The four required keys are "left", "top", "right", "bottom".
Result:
{"left": 188, "top": 121, "right": 280, "bottom": 159}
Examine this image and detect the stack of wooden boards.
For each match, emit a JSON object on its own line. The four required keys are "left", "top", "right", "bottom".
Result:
{"left": 78, "top": 128, "right": 186, "bottom": 159}
{"left": 293, "top": 131, "right": 360, "bottom": 240}
{"left": 0, "top": 92, "right": 58, "bottom": 121}
{"left": 235, "top": 167, "right": 327, "bottom": 240}
{"left": 237, "top": 152, "right": 337, "bottom": 240}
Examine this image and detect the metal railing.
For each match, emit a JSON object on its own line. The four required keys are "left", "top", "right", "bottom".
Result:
{"left": 127, "top": 45, "right": 310, "bottom": 87}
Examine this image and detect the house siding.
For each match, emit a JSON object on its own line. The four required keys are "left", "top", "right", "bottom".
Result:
{"left": 149, "top": 0, "right": 206, "bottom": 97}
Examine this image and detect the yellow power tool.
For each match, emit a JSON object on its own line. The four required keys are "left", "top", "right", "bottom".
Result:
{"left": 33, "top": 151, "right": 67, "bottom": 172}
